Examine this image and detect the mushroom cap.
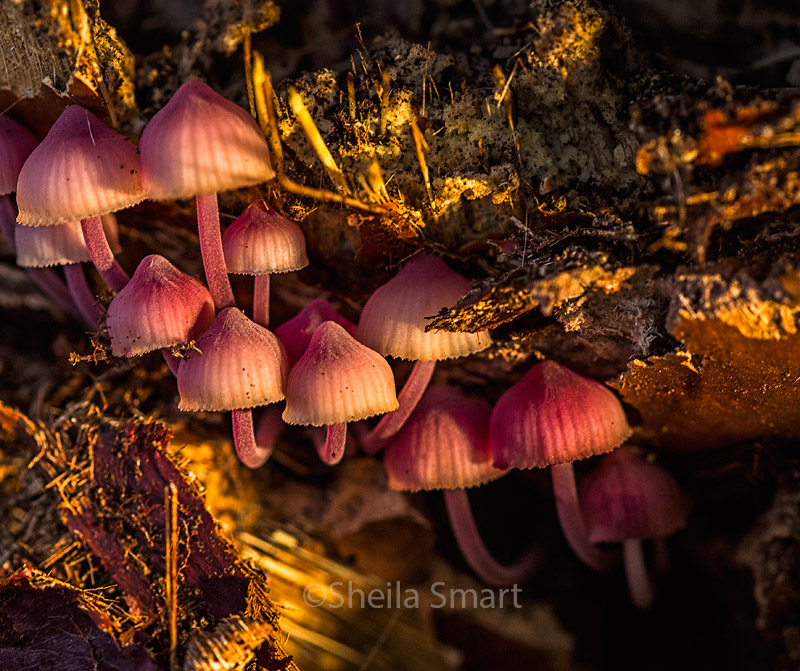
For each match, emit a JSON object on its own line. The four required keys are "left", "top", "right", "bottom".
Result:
{"left": 282, "top": 321, "right": 398, "bottom": 426}
{"left": 580, "top": 448, "right": 689, "bottom": 542}
{"left": 16, "top": 106, "right": 144, "bottom": 226}
{"left": 356, "top": 255, "right": 491, "bottom": 362}
{"left": 0, "top": 116, "right": 38, "bottom": 195}
{"left": 14, "top": 220, "right": 91, "bottom": 268}
{"left": 274, "top": 298, "right": 357, "bottom": 367}
{"left": 139, "top": 80, "right": 274, "bottom": 201}
{"left": 107, "top": 255, "right": 215, "bottom": 357}
{"left": 384, "top": 385, "right": 505, "bottom": 491}
{"left": 178, "top": 308, "right": 287, "bottom": 412}
{"left": 222, "top": 200, "right": 308, "bottom": 275}
{"left": 490, "top": 360, "right": 632, "bottom": 469}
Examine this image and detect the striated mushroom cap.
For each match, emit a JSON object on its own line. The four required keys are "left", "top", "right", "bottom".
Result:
{"left": 16, "top": 106, "right": 143, "bottom": 226}
{"left": 222, "top": 200, "right": 308, "bottom": 275}
{"left": 178, "top": 308, "right": 287, "bottom": 411}
{"left": 581, "top": 448, "right": 689, "bottom": 542}
{"left": 490, "top": 360, "right": 632, "bottom": 469}
{"left": 357, "top": 255, "right": 491, "bottom": 362}
{"left": 274, "top": 299, "right": 357, "bottom": 367}
{"left": 108, "top": 255, "right": 215, "bottom": 357}
{"left": 15, "top": 220, "right": 91, "bottom": 268}
{"left": 177, "top": 308, "right": 287, "bottom": 411}
{"left": 140, "top": 80, "right": 274, "bottom": 201}
{"left": 282, "top": 321, "right": 398, "bottom": 426}
{"left": 0, "top": 116, "right": 38, "bottom": 195}
{"left": 384, "top": 385, "right": 505, "bottom": 491}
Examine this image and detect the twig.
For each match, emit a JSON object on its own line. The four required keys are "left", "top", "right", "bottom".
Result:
{"left": 164, "top": 483, "right": 179, "bottom": 671}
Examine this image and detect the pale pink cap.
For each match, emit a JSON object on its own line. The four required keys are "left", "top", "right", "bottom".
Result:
{"left": 177, "top": 307, "right": 287, "bottom": 411}
{"left": 274, "top": 299, "right": 357, "bottom": 366}
{"left": 384, "top": 385, "right": 505, "bottom": 491}
{"left": 15, "top": 220, "right": 90, "bottom": 268}
{"left": 16, "top": 106, "right": 144, "bottom": 226}
{"left": 581, "top": 448, "right": 689, "bottom": 542}
{"left": 108, "top": 255, "right": 215, "bottom": 357}
{"left": 0, "top": 116, "right": 38, "bottom": 195}
{"left": 490, "top": 360, "right": 632, "bottom": 469}
{"left": 139, "top": 80, "right": 274, "bottom": 201}
{"left": 223, "top": 200, "right": 308, "bottom": 275}
{"left": 282, "top": 321, "right": 398, "bottom": 426}
{"left": 357, "top": 255, "right": 491, "bottom": 361}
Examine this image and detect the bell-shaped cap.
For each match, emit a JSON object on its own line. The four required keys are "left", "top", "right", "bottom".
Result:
{"left": 223, "top": 200, "right": 308, "bottom": 275}
{"left": 0, "top": 116, "right": 38, "bottom": 195}
{"left": 581, "top": 448, "right": 689, "bottom": 542}
{"left": 357, "top": 255, "right": 491, "bottom": 362}
{"left": 274, "top": 299, "right": 357, "bottom": 366}
{"left": 490, "top": 360, "right": 632, "bottom": 469}
{"left": 140, "top": 80, "right": 274, "bottom": 201}
{"left": 15, "top": 220, "right": 90, "bottom": 268}
{"left": 282, "top": 321, "right": 398, "bottom": 426}
{"left": 108, "top": 255, "right": 215, "bottom": 357}
{"left": 178, "top": 308, "right": 287, "bottom": 411}
{"left": 384, "top": 385, "right": 505, "bottom": 491}
{"left": 16, "top": 106, "right": 144, "bottom": 226}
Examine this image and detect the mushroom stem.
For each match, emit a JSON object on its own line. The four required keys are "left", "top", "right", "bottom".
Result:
{"left": 623, "top": 539, "right": 655, "bottom": 609}
{"left": 80, "top": 216, "right": 129, "bottom": 291}
{"left": 253, "top": 273, "right": 271, "bottom": 327}
{"left": 551, "top": 462, "right": 614, "bottom": 572}
{"left": 254, "top": 402, "right": 284, "bottom": 463}
{"left": 444, "top": 488, "right": 540, "bottom": 586}
{"left": 27, "top": 267, "right": 81, "bottom": 318}
{"left": 361, "top": 360, "right": 436, "bottom": 454}
{"left": 231, "top": 408, "right": 271, "bottom": 469}
{"left": 316, "top": 422, "right": 347, "bottom": 465}
{"left": 63, "top": 263, "right": 101, "bottom": 327}
{"left": 196, "top": 193, "right": 235, "bottom": 311}
{"left": 0, "top": 196, "right": 16, "bottom": 252}
{"left": 160, "top": 349, "right": 180, "bottom": 376}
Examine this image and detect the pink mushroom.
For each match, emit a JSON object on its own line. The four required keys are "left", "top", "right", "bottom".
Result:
{"left": 274, "top": 298, "right": 357, "bottom": 367}
{"left": 107, "top": 255, "right": 215, "bottom": 373}
{"left": 14, "top": 221, "right": 103, "bottom": 326}
{"left": 385, "top": 384, "right": 540, "bottom": 585}
{"left": 177, "top": 308, "right": 287, "bottom": 468}
{"left": 490, "top": 360, "right": 633, "bottom": 570}
{"left": 581, "top": 447, "right": 689, "bottom": 608}
{"left": 222, "top": 199, "right": 307, "bottom": 327}
{"left": 357, "top": 255, "right": 491, "bottom": 452}
{"left": 252, "top": 299, "right": 357, "bottom": 462}
{"left": 0, "top": 115, "right": 78, "bottom": 318}
{"left": 16, "top": 106, "right": 144, "bottom": 291}
{"left": 283, "top": 321, "right": 398, "bottom": 465}
{"left": 139, "top": 80, "right": 274, "bottom": 311}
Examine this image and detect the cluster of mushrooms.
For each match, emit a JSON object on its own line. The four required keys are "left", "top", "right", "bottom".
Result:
{"left": 0, "top": 80, "right": 688, "bottom": 609}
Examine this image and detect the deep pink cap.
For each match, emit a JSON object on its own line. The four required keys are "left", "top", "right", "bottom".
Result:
{"left": 139, "top": 80, "right": 274, "bottom": 201}
{"left": 580, "top": 448, "right": 689, "bottom": 542}
{"left": 107, "top": 255, "right": 215, "bottom": 357}
{"left": 282, "top": 321, "right": 398, "bottom": 426}
{"left": 490, "top": 360, "right": 632, "bottom": 469}
{"left": 16, "top": 106, "right": 144, "bottom": 226}
{"left": 15, "top": 220, "right": 91, "bottom": 268}
{"left": 0, "top": 116, "right": 38, "bottom": 195}
{"left": 357, "top": 255, "right": 491, "bottom": 361}
{"left": 274, "top": 299, "right": 357, "bottom": 366}
{"left": 222, "top": 200, "right": 308, "bottom": 275}
{"left": 384, "top": 385, "right": 505, "bottom": 491}
{"left": 177, "top": 308, "right": 287, "bottom": 411}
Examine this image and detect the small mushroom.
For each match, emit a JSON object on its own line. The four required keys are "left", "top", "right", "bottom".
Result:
{"left": 490, "top": 360, "right": 633, "bottom": 570}
{"left": 357, "top": 255, "right": 491, "bottom": 452}
{"left": 283, "top": 321, "right": 398, "bottom": 465}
